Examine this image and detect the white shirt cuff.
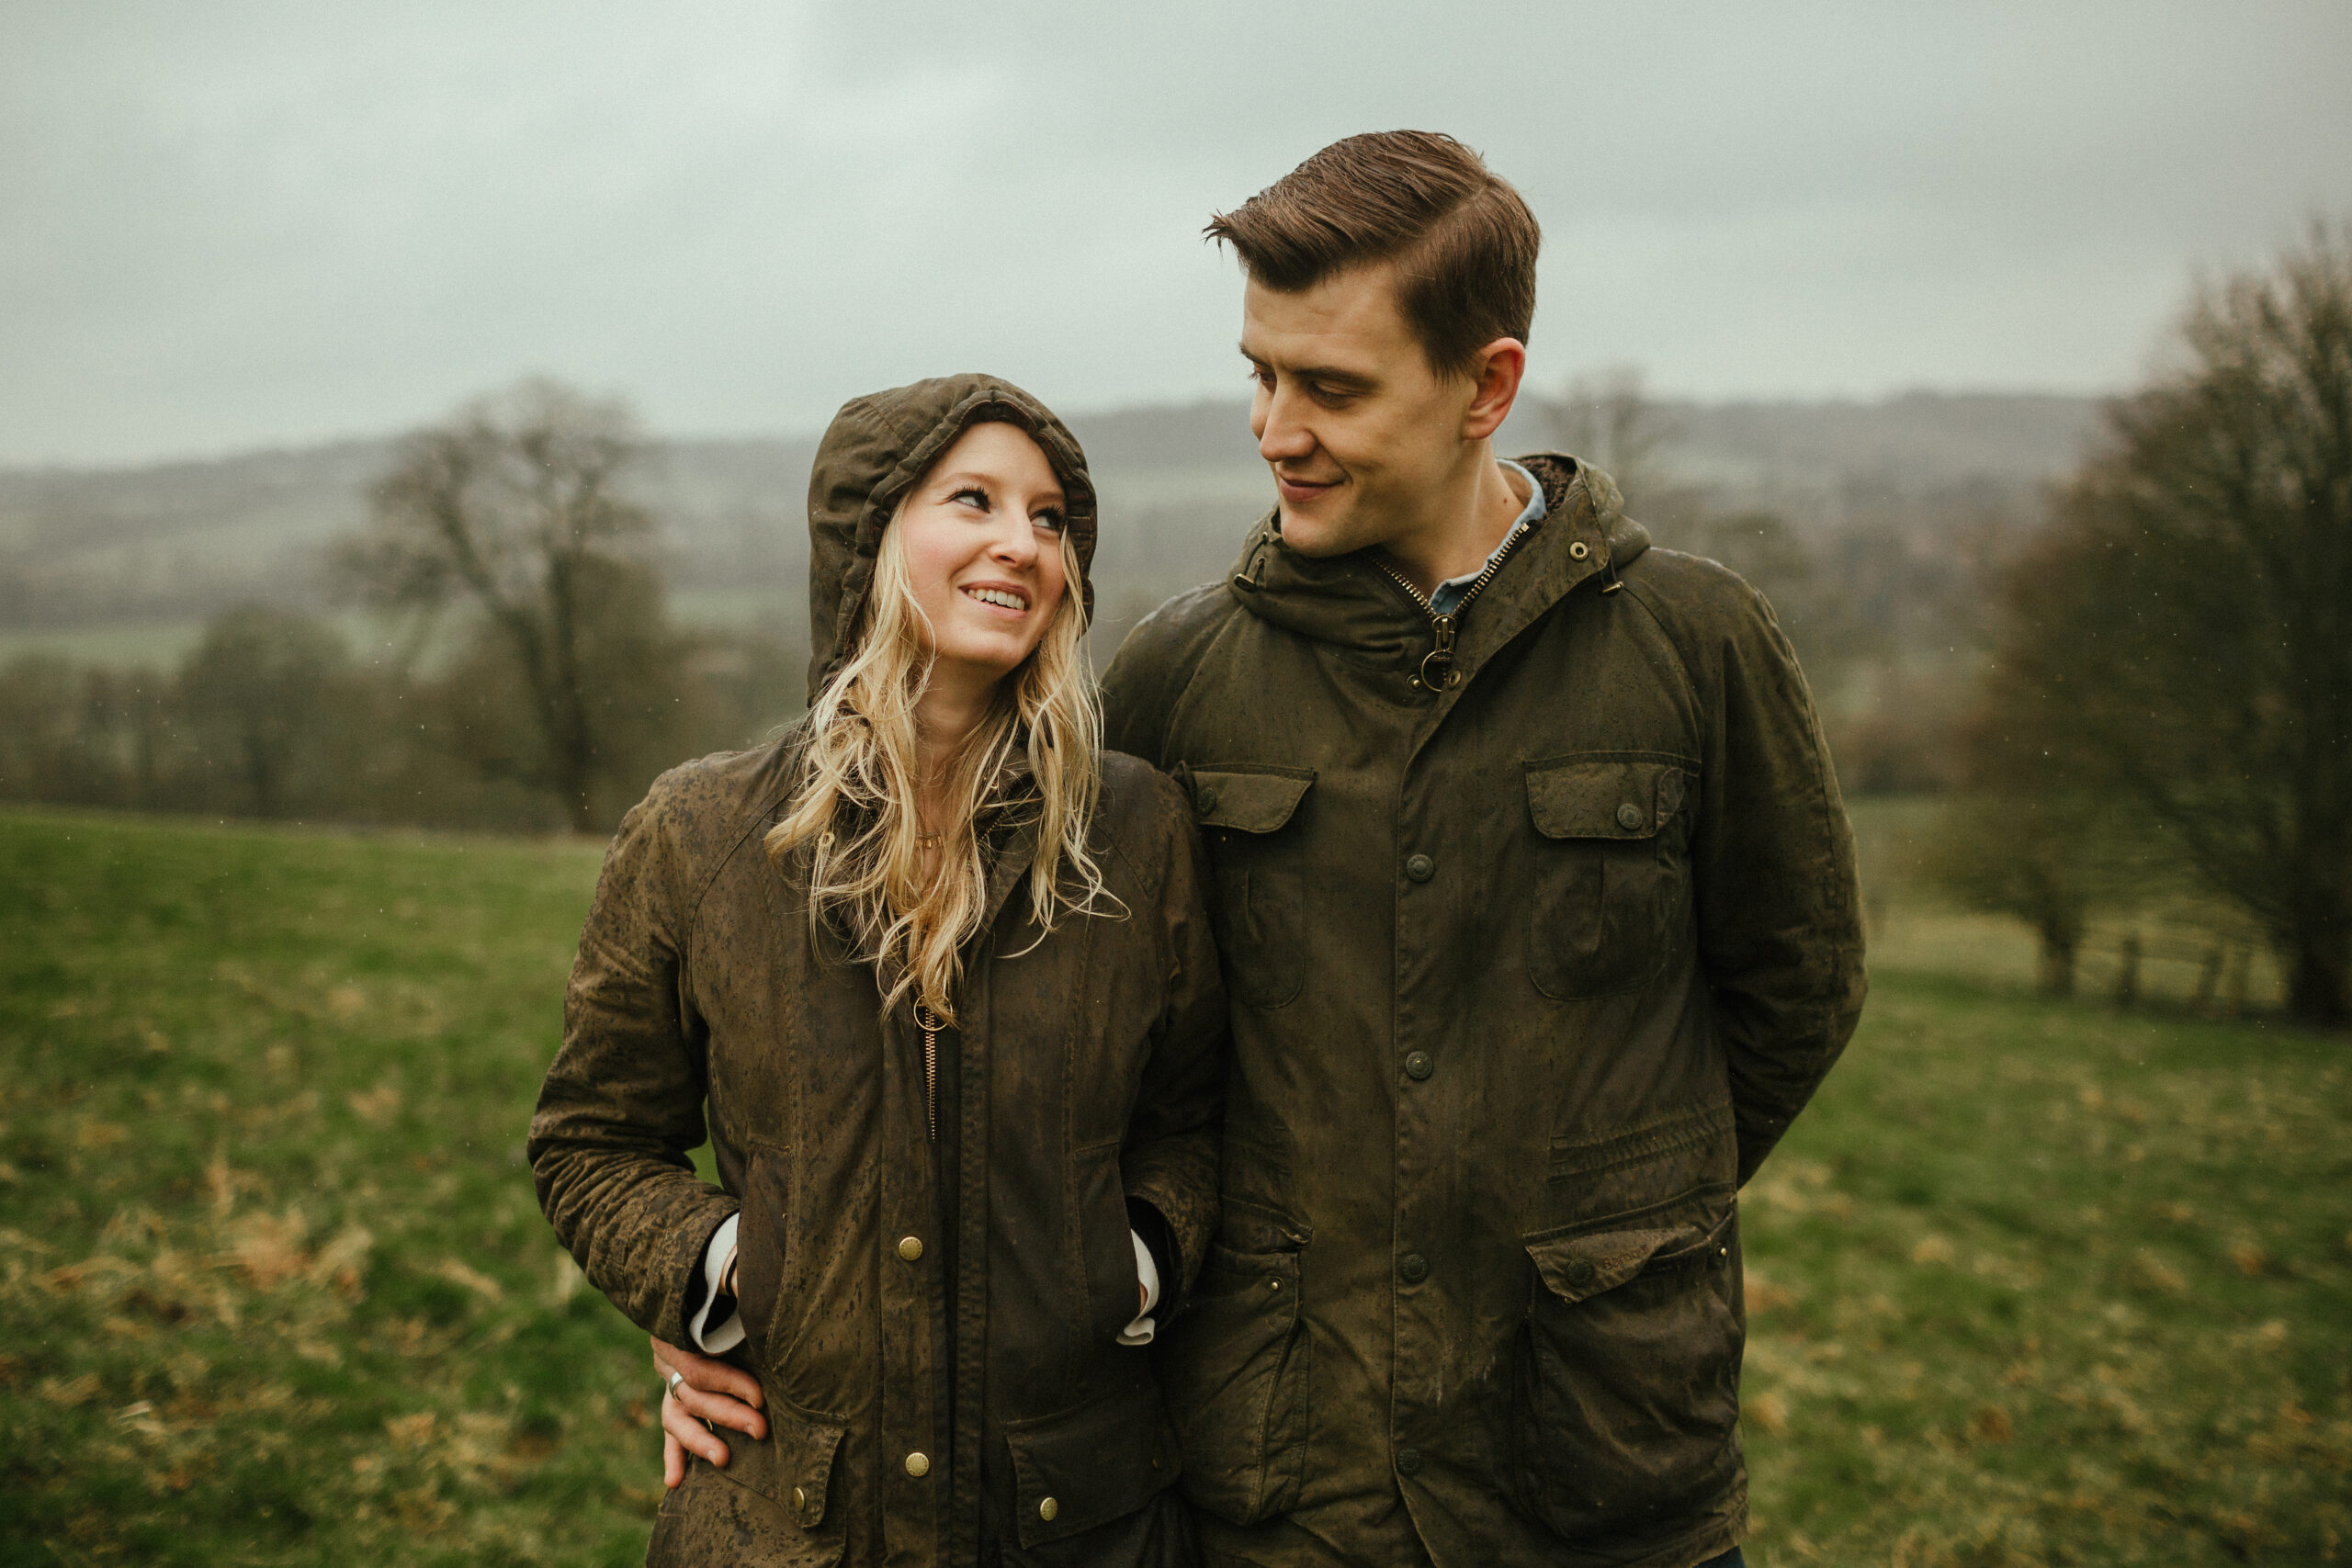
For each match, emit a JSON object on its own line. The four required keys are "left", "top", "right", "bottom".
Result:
{"left": 1117, "top": 1226, "right": 1160, "bottom": 1346}
{"left": 690, "top": 1213, "right": 745, "bottom": 1353}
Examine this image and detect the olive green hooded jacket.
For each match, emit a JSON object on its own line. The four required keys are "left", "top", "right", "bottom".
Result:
{"left": 531, "top": 375, "right": 1227, "bottom": 1568}
{"left": 1101, "top": 455, "right": 1867, "bottom": 1568}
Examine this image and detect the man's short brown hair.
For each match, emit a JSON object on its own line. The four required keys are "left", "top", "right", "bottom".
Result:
{"left": 1207, "top": 130, "right": 1540, "bottom": 378}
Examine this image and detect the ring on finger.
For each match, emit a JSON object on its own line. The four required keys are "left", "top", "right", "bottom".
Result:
{"left": 667, "top": 1370, "right": 685, "bottom": 1402}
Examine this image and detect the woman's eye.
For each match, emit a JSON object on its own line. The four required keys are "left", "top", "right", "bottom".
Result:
{"left": 952, "top": 487, "right": 989, "bottom": 511}
{"left": 1034, "top": 511, "right": 1066, "bottom": 533}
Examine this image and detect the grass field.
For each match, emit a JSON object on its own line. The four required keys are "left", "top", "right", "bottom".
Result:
{"left": 2, "top": 804, "right": 2346, "bottom": 1565}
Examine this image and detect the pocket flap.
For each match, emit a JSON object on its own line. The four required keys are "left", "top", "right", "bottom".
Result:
{"left": 1524, "top": 1227, "right": 1688, "bottom": 1304}
{"left": 1002, "top": 1377, "right": 1182, "bottom": 1547}
{"left": 710, "top": 1394, "right": 848, "bottom": 1534}
{"left": 1525, "top": 758, "right": 1689, "bottom": 840}
{"left": 1188, "top": 768, "right": 1314, "bottom": 834}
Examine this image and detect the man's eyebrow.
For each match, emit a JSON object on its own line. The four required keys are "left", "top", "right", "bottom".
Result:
{"left": 1238, "top": 341, "right": 1376, "bottom": 389}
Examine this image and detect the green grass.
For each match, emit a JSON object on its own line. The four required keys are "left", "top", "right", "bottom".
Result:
{"left": 0, "top": 808, "right": 654, "bottom": 1566}
{"left": 2, "top": 805, "right": 2346, "bottom": 1564}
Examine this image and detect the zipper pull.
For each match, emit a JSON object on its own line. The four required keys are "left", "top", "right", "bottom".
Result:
{"left": 1414, "top": 615, "right": 1463, "bottom": 693}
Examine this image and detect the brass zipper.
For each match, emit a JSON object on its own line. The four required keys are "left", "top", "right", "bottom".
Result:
{"left": 915, "top": 1002, "right": 943, "bottom": 1143}
{"left": 1373, "top": 516, "right": 1535, "bottom": 693}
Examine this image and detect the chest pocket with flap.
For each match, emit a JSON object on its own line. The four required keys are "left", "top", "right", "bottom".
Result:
{"left": 1185, "top": 765, "right": 1314, "bottom": 1010}
{"left": 1522, "top": 756, "right": 1691, "bottom": 1000}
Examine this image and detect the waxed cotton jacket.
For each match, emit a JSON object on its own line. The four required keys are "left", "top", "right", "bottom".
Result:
{"left": 1101, "top": 454, "right": 1867, "bottom": 1568}
{"left": 531, "top": 375, "right": 1227, "bottom": 1568}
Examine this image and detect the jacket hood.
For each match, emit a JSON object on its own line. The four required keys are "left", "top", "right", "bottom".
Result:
{"left": 1224, "top": 452, "right": 1652, "bottom": 658}
{"left": 805, "top": 373, "right": 1099, "bottom": 704}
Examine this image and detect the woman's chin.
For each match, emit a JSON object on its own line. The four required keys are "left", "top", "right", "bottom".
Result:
{"left": 931, "top": 641, "right": 1033, "bottom": 690}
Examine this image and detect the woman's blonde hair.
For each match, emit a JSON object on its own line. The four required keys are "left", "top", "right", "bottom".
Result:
{"left": 764, "top": 491, "right": 1106, "bottom": 1023}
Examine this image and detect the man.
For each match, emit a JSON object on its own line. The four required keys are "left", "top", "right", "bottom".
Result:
{"left": 1098, "top": 131, "right": 1864, "bottom": 1568}
{"left": 662, "top": 130, "right": 1864, "bottom": 1568}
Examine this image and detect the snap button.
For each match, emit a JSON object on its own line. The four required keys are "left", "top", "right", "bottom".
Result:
{"left": 792, "top": 1484, "right": 808, "bottom": 1511}
{"left": 1398, "top": 1253, "right": 1429, "bottom": 1284}
{"left": 1404, "top": 1051, "right": 1433, "bottom": 1081}
{"left": 1563, "top": 1258, "right": 1600, "bottom": 1289}
{"left": 1396, "top": 1446, "right": 1424, "bottom": 1475}
{"left": 904, "top": 1451, "right": 930, "bottom": 1478}
{"left": 1405, "top": 853, "right": 1434, "bottom": 882}
{"left": 897, "top": 1235, "right": 923, "bottom": 1262}
{"left": 1038, "top": 1496, "right": 1060, "bottom": 1522}
{"left": 1615, "top": 801, "right": 1646, "bottom": 830}
{"left": 1194, "top": 784, "right": 1219, "bottom": 814}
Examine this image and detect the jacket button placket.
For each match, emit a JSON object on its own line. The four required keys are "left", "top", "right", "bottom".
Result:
{"left": 1390, "top": 780, "right": 1449, "bottom": 1494}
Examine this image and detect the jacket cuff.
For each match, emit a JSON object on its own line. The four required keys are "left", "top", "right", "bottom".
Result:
{"left": 651, "top": 1196, "right": 741, "bottom": 1348}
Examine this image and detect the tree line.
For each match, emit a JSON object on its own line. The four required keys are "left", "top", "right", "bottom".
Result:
{"left": 0, "top": 383, "right": 798, "bottom": 836}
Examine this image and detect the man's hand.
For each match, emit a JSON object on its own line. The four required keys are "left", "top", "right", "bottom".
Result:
{"left": 651, "top": 1335, "right": 768, "bottom": 1489}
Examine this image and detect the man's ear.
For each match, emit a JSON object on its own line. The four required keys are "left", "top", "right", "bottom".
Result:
{"left": 1461, "top": 337, "right": 1527, "bottom": 442}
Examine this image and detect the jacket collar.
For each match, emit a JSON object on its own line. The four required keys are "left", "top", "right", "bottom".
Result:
{"left": 1226, "top": 453, "right": 1652, "bottom": 692}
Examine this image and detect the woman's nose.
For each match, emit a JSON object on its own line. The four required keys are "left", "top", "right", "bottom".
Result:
{"left": 988, "top": 514, "right": 1039, "bottom": 566}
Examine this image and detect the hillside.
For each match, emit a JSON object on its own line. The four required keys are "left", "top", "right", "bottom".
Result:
{"left": 0, "top": 391, "right": 2106, "bottom": 646}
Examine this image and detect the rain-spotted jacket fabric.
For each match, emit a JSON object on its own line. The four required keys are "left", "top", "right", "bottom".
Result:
{"left": 530, "top": 375, "right": 1227, "bottom": 1568}
{"left": 1101, "top": 454, "right": 1867, "bottom": 1568}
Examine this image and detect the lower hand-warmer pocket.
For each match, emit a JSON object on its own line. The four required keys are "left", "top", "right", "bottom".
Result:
{"left": 649, "top": 1393, "right": 848, "bottom": 1567}
{"left": 1508, "top": 1196, "right": 1743, "bottom": 1541}
{"left": 1154, "top": 1241, "right": 1309, "bottom": 1527}
{"left": 1001, "top": 1374, "right": 1182, "bottom": 1550}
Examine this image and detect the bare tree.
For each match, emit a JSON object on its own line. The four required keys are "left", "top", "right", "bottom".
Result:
{"left": 338, "top": 380, "right": 661, "bottom": 833}
{"left": 1989, "top": 221, "right": 2352, "bottom": 1025}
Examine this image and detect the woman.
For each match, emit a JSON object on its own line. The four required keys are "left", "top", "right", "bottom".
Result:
{"left": 530, "top": 374, "right": 1225, "bottom": 1567}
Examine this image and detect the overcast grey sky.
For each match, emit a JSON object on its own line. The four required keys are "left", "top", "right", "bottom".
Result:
{"left": 5, "top": 0, "right": 2348, "bottom": 468}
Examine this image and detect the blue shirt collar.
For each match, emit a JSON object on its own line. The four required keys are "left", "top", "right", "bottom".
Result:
{"left": 1427, "top": 459, "right": 1546, "bottom": 615}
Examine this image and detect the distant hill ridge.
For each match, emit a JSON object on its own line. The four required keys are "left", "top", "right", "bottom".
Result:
{"left": 0, "top": 391, "right": 2106, "bottom": 633}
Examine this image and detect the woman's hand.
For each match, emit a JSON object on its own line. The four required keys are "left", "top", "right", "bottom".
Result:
{"left": 651, "top": 1335, "right": 769, "bottom": 1489}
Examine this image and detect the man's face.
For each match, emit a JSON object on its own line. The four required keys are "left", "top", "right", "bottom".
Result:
{"left": 1240, "top": 263, "right": 1482, "bottom": 559}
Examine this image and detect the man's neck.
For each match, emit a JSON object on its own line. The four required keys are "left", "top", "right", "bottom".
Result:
{"left": 1382, "top": 446, "right": 1529, "bottom": 597}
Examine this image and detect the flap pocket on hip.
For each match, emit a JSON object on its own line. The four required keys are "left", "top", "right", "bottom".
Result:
{"left": 1509, "top": 1194, "right": 1742, "bottom": 1540}
{"left": 1523, "top": 1197, "right": 1731, "bottom": 1306}
{"left": 698, "top": 1393, "right": 850, "bottom": 1560}
{"left": 1001, "top": 1375, "right": 1182, "bottom": 1549}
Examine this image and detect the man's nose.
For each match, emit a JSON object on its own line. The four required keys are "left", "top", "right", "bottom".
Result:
{"left": 1258, "top": 389, "right": 1317, "bottom": 466}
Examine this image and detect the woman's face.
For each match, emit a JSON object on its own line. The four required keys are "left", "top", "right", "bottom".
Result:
{"left": 896, "top": 421, "right": 1070, "bottom": 688}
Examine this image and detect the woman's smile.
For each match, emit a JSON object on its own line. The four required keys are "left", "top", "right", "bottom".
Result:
{"left": 959, "top": 581, "right": 1031, "bottom": 615}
